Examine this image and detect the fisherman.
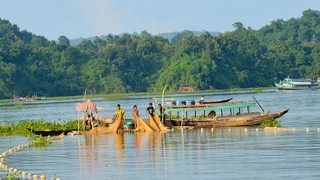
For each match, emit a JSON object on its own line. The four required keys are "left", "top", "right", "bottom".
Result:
{"left": 132, "top": 105, "right": 140, "bottom": 128}
{"left": 208, "top": 110, "right": 216, "bottom": 117}
{"left": 85, "top": 114, "right": 92, "bottom": 130}
{"left": 114, "top": 104, "right": 125, "bottom": 127}
{"left": 146, "top": 103, "right": 155, "bottom": 117}
{"left": 90, "top": 112, "right": 99, "bottom": 127}
{"left": 158, "top": 103, "right": 165, "bottom": 123}
{"left": 90, "top": 112, "right": 95, "bottom": 121}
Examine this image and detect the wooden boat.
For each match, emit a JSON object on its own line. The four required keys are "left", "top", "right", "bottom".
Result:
{"left": 163, "top": 97, "right": 232, "bottom": 106}
{"left": 203, "top": 97, "right": 233, "bottom": 104}
{"left": 165, "top": 100, "right": 289, "bottom": 128}
{"left": 27, "top": 128, "right": 74, "bottom": 136}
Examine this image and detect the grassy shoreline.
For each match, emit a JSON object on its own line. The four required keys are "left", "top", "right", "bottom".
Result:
{"left": 0, "top": 87, "right": 272, "bottom": 103}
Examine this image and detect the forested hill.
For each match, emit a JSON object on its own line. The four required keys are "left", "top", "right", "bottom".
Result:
{"left": 0, "top": 9, "right": 320, "bottom": 99}
{"left": 69, "top": 31, "right": 220, "bottom": 45}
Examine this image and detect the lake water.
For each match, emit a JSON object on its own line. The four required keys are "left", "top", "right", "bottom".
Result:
{"left": 1, "top": 89, "right": 320, "bottom": 179}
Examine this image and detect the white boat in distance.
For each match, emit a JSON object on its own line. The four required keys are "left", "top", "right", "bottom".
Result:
{"left": 275, "top": 77, "right": 320, "bottom": 90}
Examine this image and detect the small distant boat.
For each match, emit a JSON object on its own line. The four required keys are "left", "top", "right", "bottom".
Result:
{"left": 203, "top": 98, "right": 233, "bottom": 104}
{"left": 13, "top": 96, "right": 37, "bottom": 102}
{"left": 275, "top": 77, "right": 320, "bottom": 90}
{"left": 165, "top": 98, "right": 233, "bottom": 106}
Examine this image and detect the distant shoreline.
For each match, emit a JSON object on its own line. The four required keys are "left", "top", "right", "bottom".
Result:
{"left": 0, "top": 87, "right": 272, "bottom": 103}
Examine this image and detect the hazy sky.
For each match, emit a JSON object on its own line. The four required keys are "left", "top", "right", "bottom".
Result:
{"left": 0, "top": 0, "right": 319, "bottom": 40}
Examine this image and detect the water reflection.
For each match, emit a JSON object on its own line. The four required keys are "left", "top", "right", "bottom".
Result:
{"left": 149, "top": 132, "right": 159, "bottom": 150}
{"left": 79, "top": 135, "right": 99, "bottom": 177}
{"left": 134, "top": 132, "right": 148, "bottom": 158}
{"left": 116, "top": 133, "right": 125, "bottom": 161}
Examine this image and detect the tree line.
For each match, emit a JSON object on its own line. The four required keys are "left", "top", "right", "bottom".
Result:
{"left": 0, "top": 9, "right": 320, "bottom": 99}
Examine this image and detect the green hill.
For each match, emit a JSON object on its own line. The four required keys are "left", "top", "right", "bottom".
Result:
{"left": 0, "top": 9, "right": 320, "bottom": 98}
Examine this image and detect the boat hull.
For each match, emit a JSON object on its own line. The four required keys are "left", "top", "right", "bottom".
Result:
{"left": 168, "top": 109, "right": 289, "bottom": 128}
{"left": 275, "top": 82, "right": 319, "bottom": 90}
{"left": 276, "top": 86, "right": 319, "bottom": 90}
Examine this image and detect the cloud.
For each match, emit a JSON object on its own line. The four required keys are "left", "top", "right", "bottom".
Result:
{"left": 76, "top": 0, "right": 320, "bottom": 37}
{"left": 77, "top": 0, "right": 184, "bottom": 36}
{"left": 79, "top": 0, "right": 125, "bottom": 36}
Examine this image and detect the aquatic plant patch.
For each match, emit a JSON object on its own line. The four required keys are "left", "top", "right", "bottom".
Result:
{"left": 0, "top": 119, "right": 81, "bottom": 136}
{"left": 259, "top": 118, "right": 281, "bottom": 128}
{"left": 31, "top": 136, "right": 54, "bottom": 147}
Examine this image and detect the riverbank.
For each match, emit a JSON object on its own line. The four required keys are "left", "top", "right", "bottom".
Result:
{"left": 0, "top": 87, "right": 270, "bottom": 103}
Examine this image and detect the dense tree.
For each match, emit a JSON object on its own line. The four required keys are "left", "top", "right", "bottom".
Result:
{"left": 171, "top": 30, "right": 195, "bottom": 44}
{"left": 58, "top": 35, "right": 70, "bottom": 47}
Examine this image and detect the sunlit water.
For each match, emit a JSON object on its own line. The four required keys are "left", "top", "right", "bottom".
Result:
{"left": 1, "top": 89, "right": 320, "bottom": 179}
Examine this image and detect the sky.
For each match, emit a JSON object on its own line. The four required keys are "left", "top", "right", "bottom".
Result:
{"left": 0, "top": 0, "right": 319, "bottom": 40}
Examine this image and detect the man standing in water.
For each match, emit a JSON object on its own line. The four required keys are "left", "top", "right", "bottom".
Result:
{"left": 146, "top": 103, "right": 155, "bottom": 117}
{"left": 132, "top": 105, "right": 140, "bottom": 129}
{"left": 114, "top": 104, "right": 125, "bottom": 129}
{"left": 158, "top": 103, "right": 165, "bottom": 123}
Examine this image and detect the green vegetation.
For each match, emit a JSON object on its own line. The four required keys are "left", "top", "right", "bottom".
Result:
{"left": 1, "top": 104, "right": 38, "bottom": 110}
{"left": 259, "top": 118, "right": 281, "bottom": 128}
{"left": 0, "top": 119, "right": 81, "bottom": 136}
{"left": 168, "top": 114, "right": 181, "bottom": 119}
{"left": 103, "top": 94, "right": 129, "bottom": 101}
{"left": 0, "top": 9, "right": 320, "bottom": 99}
{"left": 252, "top": 88, "right": 263, "bottom": 93}
{"left": 31, "top": 136, "right": 54, "bottom": 147}
{"left": 198, "top": 114, "right": 206, "bottom": 118}
{"left": 172, "top": 126, "right": 184, "bottom": 131}
{"left": 0, "top": 174, "right": 19, "bottom": 180}
{"left": 0, "top": 99, "right": 12, "bottom": 103}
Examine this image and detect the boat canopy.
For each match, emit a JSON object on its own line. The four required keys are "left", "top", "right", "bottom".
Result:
{"left": 75, "top": 99, "right": 97, "bottom": 113}
{"left": 164, "top": 101, "right": 256, "bottom": 113}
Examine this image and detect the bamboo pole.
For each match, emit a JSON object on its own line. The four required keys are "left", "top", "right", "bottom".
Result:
{"left": 77, "top": 111, "right": 80, "bottom": 133}
{"left": 83, "top": 89, "right": 86, "bottom": 102}
{"left": 161, "top": 84, "right": 167, "bottom": 123}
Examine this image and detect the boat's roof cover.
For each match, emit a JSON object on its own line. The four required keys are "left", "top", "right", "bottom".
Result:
{"left": 164, "top": 101, "right": 256, "bottom": 113}
{"left": 75, "top": 99, "right": 97, "bottom": 113}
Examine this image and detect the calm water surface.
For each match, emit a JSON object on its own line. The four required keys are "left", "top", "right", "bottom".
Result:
{"left": 1, "top": 90, "right": 320, "bottom": 179}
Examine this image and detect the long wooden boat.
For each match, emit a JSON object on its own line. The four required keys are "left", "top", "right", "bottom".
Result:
{"left": 27, "top": 128, "right": 74, "bottom": 136}
{"left": 165, "top": 100, "right": 289, "bottom": 128}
